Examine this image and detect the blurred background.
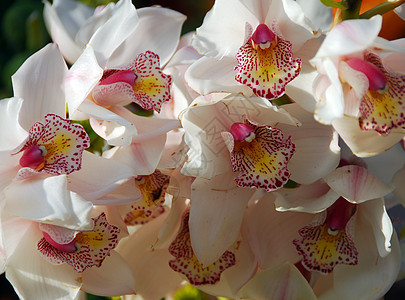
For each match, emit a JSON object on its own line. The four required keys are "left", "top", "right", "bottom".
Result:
{"left": 0, "top": 0, "right": 404, "bottom": 299}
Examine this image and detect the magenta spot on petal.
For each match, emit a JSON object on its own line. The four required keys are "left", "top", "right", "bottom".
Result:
{"left": 252, "top": 24, "right": 275, "bottom": 45}
{"left": 19, "top": 145, "right": 45, "bottom": 169}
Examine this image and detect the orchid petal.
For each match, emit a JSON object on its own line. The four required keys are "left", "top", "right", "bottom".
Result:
{"left": 237, "top": 262, "right": 317, "bottom": 300}
{"left": 189, "top": 175, "right": 253, "bottom": 267}
{"left": 0, "top": 98, "right": 28, "bottom": 152}
{"left": 358, "top": 198, "right": 393, "bottom": 257}
{"left": 3, "top": 219, "right": 81, "bottom": 300}
{"left": 68, "top": 150, "right": 135, "bottom": 201}
{"left": 103, "top": 133, "right": 166, "bottom": 176}
{"left": 43, "top": 0, "right": 89, "bottom": 64}
{"left": 314, "top": 16, "right": 382, "bottom": 58}
{"left": 87, "top": 0, "right": 138, "bottom": 68}
{"left": 277, "top": 0, "right": 319, "bottom": 51}
{"left": 192, "top": 0, "right": 258, "bottom": 59}
{"left": 108, "top": 7, "right": 186, "bottom": 67}
{"left": 185, "top": 56, "right": 253, "bottom": 96}
{"left": 246, "top": 194, "right": 314, "bottom": 269}
{"left": 332, "top": 115, "right": 404, "bottom": 157}
{"left": 81, "top": 251, "right": 136, "bottom": 296}
{"left": 295, "top": 0, "right": 332, "bottom": 32}
{"left": 314, "top": 58, "right": 345, "bottom": 124}
{"left": 117, "top": 212, "right": 183, "bottom": 299}
{"left": 275, "top": 179, "right": 340, "bottom": 213}
{"left": 324, "top": 165, "right": 392, "bottom": 203}
{"left": 4, "top": 175, "right": 93, "bottom": 230}
{"left": 12, "top": 44, "right": 67, "bottom": 130}
{"left": 280, "top": 103, "right": 341, "bottom": 184}
{"left": 65, "top": 46, "right": 104, "bottom": 115}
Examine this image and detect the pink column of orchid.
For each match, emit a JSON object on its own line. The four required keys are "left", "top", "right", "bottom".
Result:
{"left": 0, "top": 0, "right": 404, "bottom": 299}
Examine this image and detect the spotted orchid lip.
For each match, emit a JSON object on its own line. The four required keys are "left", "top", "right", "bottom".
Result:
{"left": 14, "top": 114, "right": 90, "bottom": 178}
{"left": 223, "top": 116, "right": 295, "bottom": 192}
{"left": 37, "top": 213, "right": 120, "bottom": 273}
{"left": 235, "top": 23, "right": 301, "bottom": 100}
{"left": 92, "top": 51, "right": 172, "bottom": 112}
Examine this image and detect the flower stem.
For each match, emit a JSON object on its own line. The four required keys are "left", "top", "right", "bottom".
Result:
{"left": 360, "top": 0, "right": 405, "bottom": 19}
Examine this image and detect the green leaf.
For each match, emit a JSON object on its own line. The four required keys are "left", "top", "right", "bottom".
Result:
{"left": 320, "top": 0, "right": 348, "bottom": 10}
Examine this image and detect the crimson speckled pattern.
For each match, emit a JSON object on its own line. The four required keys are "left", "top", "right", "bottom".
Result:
{"left": 37, "top": 213, "right": 120, "bottom": 273}
{"left": 15, "top": 114, "right": 90, "bottom": 175}
{"left": 234, "top": 34, "right": 301, "bottom": 100}
{"left": 124, "top": 170, "right": 170, "bottom": 225}
{"left": 130, "top": 51, "right": 172, "bottom": 112}
{"left": 359, "top": 51, "right": 405, "bottom": 135}
{"left": 293, "top": 216, "right": 358, "bottom": 274}
{"left": 168, "top": 211, "right": 236, "bottom": 285}
{"left": 223, "top": 117, "right": 295, "bottom": 192}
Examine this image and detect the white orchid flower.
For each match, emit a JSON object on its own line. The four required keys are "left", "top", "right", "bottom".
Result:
{"left": 186, "top": 0, "right": 329, "bottom": 100}
{"left": 310, "top": 15, "right": 405, "bottom": 157}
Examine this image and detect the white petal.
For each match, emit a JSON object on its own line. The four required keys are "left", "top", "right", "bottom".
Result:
{"left": 314, "top": 16, "right": 382, "bottom": 58}
{"left": 88, "top": 0, "right": 138, "bottom": 68}
{"left": 116, "top": 212, "right": 183, "bottom": 299}
{"left": 314, "top": 58, "right": 345, "bottom": 124}
{"left": 277, "top": 0, "right": 318, "bottom": 51}
{"left": 12, "top": 44, "right": 67, "bottom": 130}
{"left": 245, "top": 194, "right": 314, "bottom": 269}
{"left": 108, "top": 7, "right": 186, "bottom": 67}
{"left": 68, "top": 151, "right": 135, "bottom": 201}
{"left": 332, "top": 115, "right": 404, "bottom": 157}
{"left": 43, "top": 0, "right": 89, "bottom": 64}
{"left": 103, "top": 134, "right": 166, "bottom": 176}
{"left": 0, "top": 98, "right": 28, "bottom": 151}
{"left": 81, "top": 251, "right": 136, "bottom": 296}
{"left": 295, "top": 0, "right": 332, "bottom": 32}
{"left": 280, "top": 103, "right": 341, "bottom": 184}
{"left": 192, "top": 0, "right": 258, "bottom": 59}
{"left": 185, "top": 56, "right": 253, "bottom": 96}
{"left": 275, "top": 180, "right": 340, "bottom": 213}
{"left": 4, "top": 175, "right": 93, "bottom": 230}
{"left": 189, "top": 175, "right": 253, "bottom": 266}
{"left": 395, "top": 4, "right": 405, "bottom": 20}
{"left": 65, "top": 46, "right": 104, "bottom": 115}
{"left": 237, "top": 262, "right": 317, "bottom": 300}
{"left": 358, "top": 198, "right": 393, "bottom": 257}
{"left": 3, "top": 219, "right": 81, "bottom": 300}
{"left": 324, "top": 165, "right": 392, "bottom": 203}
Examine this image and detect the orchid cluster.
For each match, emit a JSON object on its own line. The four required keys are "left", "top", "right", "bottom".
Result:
{"left": 1, "top": 0, "right": 405, "bottom": 299}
